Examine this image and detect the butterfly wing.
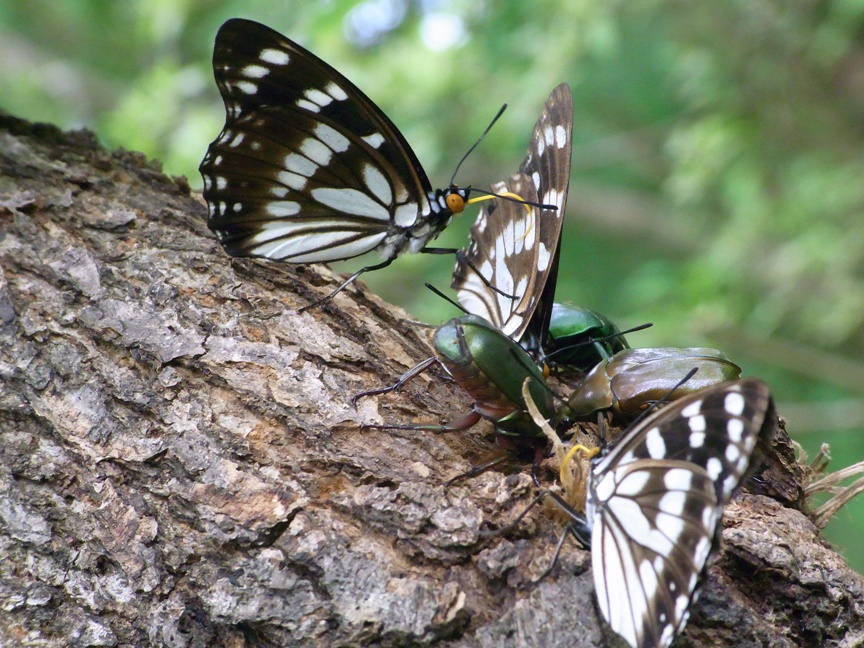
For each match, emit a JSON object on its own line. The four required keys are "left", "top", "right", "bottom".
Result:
{"left": 200, "top": 18, "right": 448, "bottom": 264}
{"left": 452, "top": 83, "right": 572, "bottom": 347}
{"left": 588, "top": 379, "right": 773, "bottom": 648}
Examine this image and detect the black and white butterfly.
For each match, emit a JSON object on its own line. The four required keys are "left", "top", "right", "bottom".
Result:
{"left": 565, "top": 378, "right": 774, "bottom": 648}
{"left": 451, "top": 83, "right": 572, "bottom": 354}
{"left": 199, "top": 18, "right": 475, "bottom": 306}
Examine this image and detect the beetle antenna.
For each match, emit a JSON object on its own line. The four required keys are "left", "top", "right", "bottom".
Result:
{"left": 624, "top": 366, "right": 700, "bottom": 429}
{"left": 424, "top": 283, "right": 468, "bottom": 314}
{"left": 543, "top": 322, "right": 652, "bottom": 363}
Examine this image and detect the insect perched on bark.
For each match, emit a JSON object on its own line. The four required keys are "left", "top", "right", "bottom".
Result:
{"left": 451, "top": 83, "right": 631, "bottom": 372}
{"left": 570, "top": 379, "right": 774, "bottom": 647}
{"left": 558, "top": 346, "right": 742, "bottom": 427}
{"left": 200, "top": 18, "right": 520, "bottom": 309}
{"left": 515, "top": 378, "right": 774, "bottom": 648}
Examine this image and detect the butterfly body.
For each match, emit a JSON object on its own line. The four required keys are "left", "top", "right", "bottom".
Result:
{"left": 200, "top": 18, "right": 470, "bottom": 301}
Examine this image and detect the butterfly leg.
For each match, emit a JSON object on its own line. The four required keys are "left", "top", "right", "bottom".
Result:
{"left": 299, "top": 258, "right": 396, "bottom": 312}
{"left": 421, "top": 247, "right": 519, "bottom": 300}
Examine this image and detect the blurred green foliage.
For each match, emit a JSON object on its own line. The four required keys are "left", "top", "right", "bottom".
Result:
{"left": 2, "top": 0, "right": 863, "bottom": 571}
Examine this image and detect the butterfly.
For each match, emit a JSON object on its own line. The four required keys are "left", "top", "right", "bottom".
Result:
{"left": 199, "top": 18, "right": 477, "bottom": 307}
{"left": 451, "top": 83, "right": 572, "bottom": 355}
{"left": 562, "top": 378, "right": 774, "bottom": 648}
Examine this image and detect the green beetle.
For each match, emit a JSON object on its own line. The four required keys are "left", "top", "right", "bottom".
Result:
{"left": 432, "top": 315, "right": 555, "bottom": 439}
{"left": 354, "top": 314, "right": 554, "bottom": 447}
{"left": 545, "top": 304, "right": 630, "bottom": 370}
{"left": 558, "top": 347, "right": 742, "bottom": 424}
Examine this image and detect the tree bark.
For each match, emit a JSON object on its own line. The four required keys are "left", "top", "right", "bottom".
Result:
{"left": 1, "top": 113, "right": 862, "bottom": 647}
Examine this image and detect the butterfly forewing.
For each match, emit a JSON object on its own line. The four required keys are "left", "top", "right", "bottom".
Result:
{"left": 587, "top": 379, "right": 773, "bottom": 648}
{"left": 593, "top": 378, "right": 773, "bottom": 506}
{"left": 200, "top": 18, "right": 453, "bottom": 265}
{"left": 452, "top": 83, "right": 572, "bottom": 348}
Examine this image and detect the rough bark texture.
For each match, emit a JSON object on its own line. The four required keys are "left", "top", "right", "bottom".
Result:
{"left": 1, "top": 113, "right": 862, "bottom": 648}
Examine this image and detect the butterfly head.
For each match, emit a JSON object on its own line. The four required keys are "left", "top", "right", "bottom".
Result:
{"left": 445, "top": 186, "right": 471, "bottom": 214}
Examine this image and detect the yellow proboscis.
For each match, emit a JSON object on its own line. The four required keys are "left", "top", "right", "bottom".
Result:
{"left": 466, "top": 191, "right": 535, "bottom": 241}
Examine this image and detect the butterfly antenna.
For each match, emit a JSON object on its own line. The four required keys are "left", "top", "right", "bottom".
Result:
{"left": 449, "top": 103, "right": 507, "bottom": 186}
{"left": 424, "top": 283, "right": 468, "bottom": 314}
{"left": 468, "top": 187, "right": 558, "bottom": 212}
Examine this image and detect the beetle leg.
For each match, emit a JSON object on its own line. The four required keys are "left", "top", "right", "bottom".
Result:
{"left": 530, "top": 447, "right": 546, "bottom": 487}
{"left": 363, "top": 409, "right": 482, "bottom": 434}
{"left": 440, "top": 409, "right": 483, "bottom": 432}
{"left": 444, "top": 453, "right": 513, "bottom": 487}
{"left": 351, "top": 357, "right": 439, "bottom": 405}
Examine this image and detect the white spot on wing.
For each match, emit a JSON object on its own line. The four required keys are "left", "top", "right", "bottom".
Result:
{"left": 393, "top": 202, "right": 418, "bottom": 227}
{"left": 242, "top": 64, "right": 269, "bottom": 78}
{"left": 706, "top": 457, "right": 723, "bottom": 480}
{"left": 235, "top": 81, "right": 258, "bottom": 95}
{"left": 305, "top": 88, "right": 333, "bottom": 108}
{"left": 725, "top": 391, "right": 746, "bottom": 415}
{"left": 259, "top": 48, "right": 290, "bottom": 65}
{"left": 326, "top": 82, "right": 348, "bottom": 101}
{"left": 688, "top": 414, "right": 706, "bottom": 433}
{"left": 727, "top": 418, "right": 744, "bottom": 443}
{"left": 555, "top": 124, "right": 567, "bottom": 147}
{"left": 362, "top": 164, "right": 393, "bottom": 204}
{"left": 362, "top": 132, "right": 386, "bottom": 149}
{"left": 312, "top": 188, "right": 390, "bottom": 219}
{"left": 314, "top": 123, "right": 350, "bottom": 152}
{"left": 725, "top": 443, "right": 740, "bottom": 463}
{"left": 296, "top": 99, "right": 320, "bottom": 112}
{"left": 663, "top": 468, "right": 693, "bottom": 493}
{"left": 265, "top": 201, "right": 301, "bottom": 217}
{"left": 277, "top": 170, "right": 308, "bottom": 191}
{"left": 681, "top": 399, "right": 704, "bottom": 417}
{"left": 300, "top": 138, "right": 332, "bottom": 166}
{"left": 284, "top": 153, "right": 318, "bottom": 178}
{"left": 645, "top": 428, "right": 666, "bottom": 458}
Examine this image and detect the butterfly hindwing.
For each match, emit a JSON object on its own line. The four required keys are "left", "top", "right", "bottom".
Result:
{"left": 453, "top": 173, "right": 539, "bottom": 334}
{"left": 587, "top": 379, "right": 773, "bottom": 648}
{"left": 200, "top": 18, "right": 455, "bottom": 266}
{"left": 452, "top": 83, "right": 572, "bottom": 349}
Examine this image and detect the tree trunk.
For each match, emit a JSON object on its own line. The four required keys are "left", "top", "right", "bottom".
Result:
{"left": 1, "top": 113, "right": 862, "bottom": 647}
